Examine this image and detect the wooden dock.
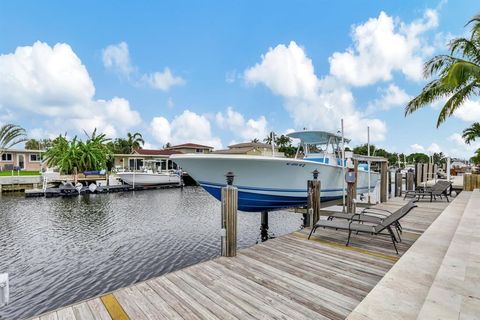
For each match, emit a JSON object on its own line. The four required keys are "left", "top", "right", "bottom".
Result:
{"left": 32, "top": 197, "right": 453, "bottom": 320}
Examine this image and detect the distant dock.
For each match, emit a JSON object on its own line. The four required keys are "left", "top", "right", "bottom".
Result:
{"left": 29, "top": 194, "right": 475, "bottom": 319}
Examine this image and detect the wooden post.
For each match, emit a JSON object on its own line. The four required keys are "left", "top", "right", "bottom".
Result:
{"left": 353, "top": 160, "right": 358, "bottom": 200}
{"left": 346, "top": 171, "right": 356, "bottom": 214}
{"left": 415, "top": 163, "right": 421, "bottom": 187}
{"left": 395, "top": 172, "right": 402, "bottom": 197}
{"left": 406, "top": 172, "right": 414, "bottom": 191}
{"left": 423, "top": 163, "right": 428, "bottom": 183}
{"left": 306, "top": 170, "right": 321, "bottom": 227}
{"left": 221, "top": 172, "right": 237, "bottom": 257}
{"left": 388, "top": 169, "right": 392, "bottom": 198}
{"left": 380, "top": 162, "right": 388, "bottom": 203}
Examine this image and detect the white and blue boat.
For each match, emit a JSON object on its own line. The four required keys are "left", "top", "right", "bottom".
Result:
{"left": 170, "top": 131, "right": 379, "bottom": 212}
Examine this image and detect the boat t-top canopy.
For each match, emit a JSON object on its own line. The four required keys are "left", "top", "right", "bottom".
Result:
{"left": 286, "top": 130, "right": 351, "bottom": 145}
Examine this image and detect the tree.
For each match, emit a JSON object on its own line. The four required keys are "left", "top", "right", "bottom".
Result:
{"left": 127, "top": 132, "right": 145, "bottom": 153}
{"left": 462, "top": 122, "right": 480, "bottom": 144}
{"left": 0, "top": 124, "right": 27, "bottom": 158}
{"left": 44, "top": 129, "right": 111, "bottom": 174}
{"left": 250, "top": 138, "right": 260, "bottom": 143}
{"left": 405, "top": 14, "right": 480, "bottom": 127}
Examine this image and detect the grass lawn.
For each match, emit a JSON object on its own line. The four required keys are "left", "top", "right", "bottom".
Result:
{"left": 0, "top": 170, "right": 40, "bottom": 176}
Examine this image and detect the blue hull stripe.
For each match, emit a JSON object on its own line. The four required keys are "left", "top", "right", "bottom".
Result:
{"left": 202, "top": 185, "right": 346, "bottom": 212}
{"left": 199, "top": 180, "right": 370, "bottom": 193}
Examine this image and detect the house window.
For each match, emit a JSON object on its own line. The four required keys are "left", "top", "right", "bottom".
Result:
{"left": 1, "top": 153, "right": 12, "bottom": 161}
{"left": 128, "top": 158, "right": 144, "bottom": 170}
{"left": 30, "top": 154, "right": 41, "bottom": 162}
{"left": 196, "top": 149, "right": 202, "bottom": 153}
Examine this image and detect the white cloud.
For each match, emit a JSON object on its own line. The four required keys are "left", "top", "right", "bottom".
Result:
{"left": 150, "top": 110, "right": 222, "bottom": 149}
{"left": 215, "top": 107, "right": 269, "bottom": 141}
{"left": 244, "top": 41, "right": 387, "bottom": 142}
{"left": 448, "top": 133, "right": 480, "bottom": 158}
{"left": 167, "top": 97, "right": 175, "bottom": 108}
{"left": 0, "top": 41, "right": 141, "bottom": 138}
{"left": 454, "top": 99, "right": 480, "bottom": 122}
{"left": 245, "top": 41, "right": 318, "bottom": 99}
{"left": 102, "top": 42, "right": 134, "bottom": 77}
{"left": 410, "top": 143, "right": 425, "bottom": 153}
{"left": 225, "top": 70, "right": 238, "bottom": 83}
{"left": 427, "top": 142, "right": 441, "bottom": 154}
{"left": 329, "top": 9, "right": 439, "bottom": 86}
{"left": 366, "top": 84, "right": 411, "bottom": 113}
{"left": 142, "top": 68, "right": 185, "bottom": 91}
{"left": 102, "top": 42, "right": 185, "bottom": 92}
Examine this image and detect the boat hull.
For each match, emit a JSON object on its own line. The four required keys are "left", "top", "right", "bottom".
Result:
{"left": 171, "top": 154, "right": 379, "bottom": 212}
{"left": 116, "top": 172, "right": 181, "bottom": 186}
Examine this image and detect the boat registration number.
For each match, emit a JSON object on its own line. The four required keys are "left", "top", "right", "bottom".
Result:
{"left": 286, "top": 162, "right": 306, "bottom": 167}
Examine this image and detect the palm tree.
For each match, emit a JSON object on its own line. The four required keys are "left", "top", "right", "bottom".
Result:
{"left": 405, "top": 14, "right": 480, "bottom": 127}
{"left": 250, "top": 138, "right": 260, "bottom": 143}
{"left": 462, "top": 122, "right": 480, "bottom": 144}
{"left": 127, "top": 132, "right": 145, "bottom": 153}
{"left": 0, "top": 124, "right": 27, "bottom": 158}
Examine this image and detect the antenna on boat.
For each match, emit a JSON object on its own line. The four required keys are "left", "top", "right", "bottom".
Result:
{"left": 271, "top": 131, "right": 275, "bottom": 157}
{"left": 341, "top": 119, "right": 346, "bottom": 212}
{"left": 367, "top": 126, "right": 371, "bottom": 204}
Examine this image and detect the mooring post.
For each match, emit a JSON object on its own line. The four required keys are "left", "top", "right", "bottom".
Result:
{"left": 395, "top": 171, "right": 403, "bottom": 197}
{"left": 346, "top": 167, "right": 356, "bottom": 214}
{"left": 380, "top": 161, "right": 388, "bottom": 203}
{"left": 0, "top": 273, "right": 9, "bottom": 307}
{"left": 260, "top": 211, "right": 269, "bottom": 242}
{"left": 221, "top": 172, "right": 237, "bottom": 257}
{"left": 406, "top": 172, "right": 414, "bottom": 191}
{"left": 305, "top": 169, "right": 321, "bottom": 228}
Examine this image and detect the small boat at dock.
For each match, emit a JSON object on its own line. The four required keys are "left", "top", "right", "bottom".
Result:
{"left": 171, "top": 131, "right": 380, "bottom": 212}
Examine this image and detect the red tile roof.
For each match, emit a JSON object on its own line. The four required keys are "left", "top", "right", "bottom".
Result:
{"left": 168, "top": 143, "right": 213, "bottom": 149}
{"left": 133, "top": 149, "right": 182, "bottom": 156}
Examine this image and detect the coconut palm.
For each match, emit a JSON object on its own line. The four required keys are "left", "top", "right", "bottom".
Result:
{"left": 0, "top": 124, "right": 27, "bottom": 163}
{"left": 127, "top": 132, "right": 144, "bottom": 152}
{"left": 0, "top": 124, "right": 27, "bottom": 154}
{"left": 462, "top": 122, "right": 480, "bottom": 144}
{"left": 405, "top": 14, "right": 480, "bottom": 127}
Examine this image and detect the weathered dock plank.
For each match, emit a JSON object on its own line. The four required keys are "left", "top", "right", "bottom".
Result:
{"left": 31, "top": 197, "right": 451, "bottom": 320}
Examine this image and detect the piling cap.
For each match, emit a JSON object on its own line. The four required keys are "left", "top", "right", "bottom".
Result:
{"left": 312, "top": 169, "right": 319, "bottom": 180}
{"left": 225, "top": 172, "right": 235, "bottom": 185}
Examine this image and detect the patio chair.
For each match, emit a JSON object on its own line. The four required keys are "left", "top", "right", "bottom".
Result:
{"left": 308, "top": 200, "right": 417, "bottom": 254}
{"left": 404, "top": 180, "right": 452, "bottom": 202}
{"left": 326, "top": 205, "right": 405, "bottom": 241}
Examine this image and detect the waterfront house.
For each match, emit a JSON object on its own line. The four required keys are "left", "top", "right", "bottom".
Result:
{"left": 113, "top": 149, "right": 182, "bottom": 171}
{"left": 213, "top": 142, "right": 284, "bottom": 157}
{"left": 165, "top": 143, "right": 213, "bottom": 154}
{"left": 0, "top": 149, "right": 45, "bottom": 171}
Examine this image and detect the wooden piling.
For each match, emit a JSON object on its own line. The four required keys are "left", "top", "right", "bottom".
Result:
{"left": 380, "top": 162, "right": 388, "bottom": 203}
{"left": 406, "top": 172, "right": 414, "bottom": 191}
{"left": 221, "top": 173, "right": 237, "bottom": 257}
{"left": 395, "top": 172, "right": 403, "bottom": 197}
{"left": 353, "top": 160, "right": 358, "bottom": 200}
{"left": 307, "top": 179, "right": 321, "bottom": 227}
{"left": 346, "top": 178, "right": 356, "bottom": 213}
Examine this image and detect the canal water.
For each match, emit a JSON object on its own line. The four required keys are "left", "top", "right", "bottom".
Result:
{"left": 0, "top": 187, "right": 303, "bottom": 319}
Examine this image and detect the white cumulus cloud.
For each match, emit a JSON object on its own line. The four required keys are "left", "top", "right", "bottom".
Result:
{"left": 0, "top": 41, "right": 141, "bottom": 137}
{"left": 329, "top": 9, "right": 438, "bottom": 86}
{"left": 102, "top": 42, "right": 135, "bottom": 77}
{"left": 150, "top": 110, "right": 222, "bottom": 149}
{"left": 215, "top": 107, "right": 269, "bottom": 141}
{"left": 102, "top": 42, "right": 185, "bottom": 92}
{"left": 244, "top": 41, "right": 387, "bottom": 142}
{"left": 366, "top": 84, "right": 411, "bottom": 114}
{"left": 410, "top": 143, "right": 425, "bottom": 153}
{"left": 142, "top": 68, "right": 185, "bottom": 91}
{"left": 454, "top": 99, "right": 480, "bottom": 122}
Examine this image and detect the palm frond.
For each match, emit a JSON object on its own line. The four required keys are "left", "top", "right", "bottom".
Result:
{"left": 436, "top": 81, "right": 479, "bottom": 126}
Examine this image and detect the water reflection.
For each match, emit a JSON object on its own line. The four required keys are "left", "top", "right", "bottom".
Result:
{"left": 0, "top": 187, "right": 302, "bottom": 319}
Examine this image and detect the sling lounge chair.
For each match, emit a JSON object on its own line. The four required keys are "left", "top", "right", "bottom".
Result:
{"left": 308, "top": 200, "right": 417, "bottom": 254}
{"left": 404, "top": 180, "right": 452, "bottom": 202}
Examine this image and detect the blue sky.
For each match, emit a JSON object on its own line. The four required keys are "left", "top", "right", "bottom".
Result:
{"left": 0, "top": 0, "right": 479, "bottom": 158}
